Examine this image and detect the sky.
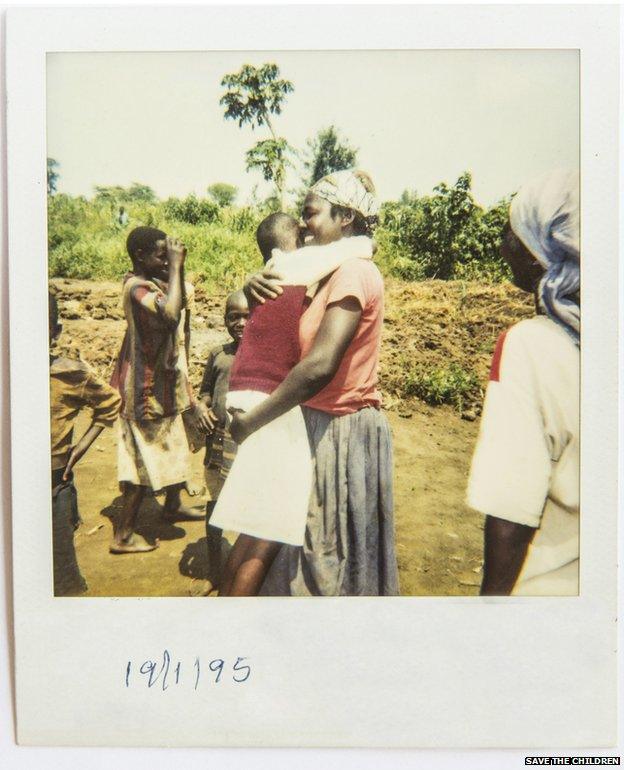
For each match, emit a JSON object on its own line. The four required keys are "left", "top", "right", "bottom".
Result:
{"left": 46, "top": 49, "right": 579, "bottom": 208}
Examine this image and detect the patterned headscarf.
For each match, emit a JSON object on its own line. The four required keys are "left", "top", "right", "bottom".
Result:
{"left": 510, "top": 169, "right": 580, "bottom": 345}
{"left": 310, "top": 169, "right": 380, "bottom": 219}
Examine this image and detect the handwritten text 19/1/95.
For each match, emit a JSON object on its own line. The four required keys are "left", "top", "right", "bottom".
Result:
{"left": 125, "top": 651, "right": 251, "bottom": 691}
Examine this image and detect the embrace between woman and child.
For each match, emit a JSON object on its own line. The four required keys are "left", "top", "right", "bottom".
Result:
{"left": 49, "top": 167, "right": 580, "bottom": 599}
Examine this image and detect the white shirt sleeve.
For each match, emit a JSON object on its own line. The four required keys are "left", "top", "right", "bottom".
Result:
{"left": 268, "top": 236, "right": 373, "bottom": 287}
{"left": 466, "top": 325, "right": 552, "bottom": 528}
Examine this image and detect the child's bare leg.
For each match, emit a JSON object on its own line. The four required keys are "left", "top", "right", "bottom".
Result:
{"left": 163, "top": 483, "right": 204, "bottom": 521}
{"left": 205, "top": 468, "right": 225, "bottom": 588}
{"left": 110, "top": 482, "right": 158, "bottom": 554}
{"left": 205, "top": 505, "right": 223, "bottom": 588}
{"left": 219, "top": 534, "right": 255, "bottom": 596}
{"left": 227, "top": 538, "right": 281, "bottom": 597}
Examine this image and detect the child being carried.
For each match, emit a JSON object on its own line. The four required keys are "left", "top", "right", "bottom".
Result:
{"left": 212, "top": 213, "right": 373, "bottom": 595}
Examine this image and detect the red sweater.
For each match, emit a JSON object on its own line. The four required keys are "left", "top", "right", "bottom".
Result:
{"left": 229, "top": 285, "right": 308, "bottom": 395}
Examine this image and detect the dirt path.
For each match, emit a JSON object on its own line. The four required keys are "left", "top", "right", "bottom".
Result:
{"left": 71, "top": 403, "right": 482, "bottom": 597}
{"left": 50, "top": 277, "right": 514, "bottom": 597}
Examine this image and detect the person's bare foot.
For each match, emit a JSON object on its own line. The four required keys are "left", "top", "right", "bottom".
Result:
{"left": 110, "top": 533, "right": 159, "bottom": 554}
{"left": 162, "top": 504, "right": 205, "bottom": 522}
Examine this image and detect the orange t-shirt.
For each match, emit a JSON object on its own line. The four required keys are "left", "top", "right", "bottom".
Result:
{"left": 299, "top": 258, "right": 383, "bottom": 415}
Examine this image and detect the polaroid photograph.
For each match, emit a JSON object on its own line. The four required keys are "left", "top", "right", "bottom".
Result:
{"left": 5, "top": 3, "right": 620, "bottom": 755}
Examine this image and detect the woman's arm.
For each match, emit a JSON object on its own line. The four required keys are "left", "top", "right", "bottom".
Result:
{"left": 228, "top": 297, "right": 362, "bottom": 443}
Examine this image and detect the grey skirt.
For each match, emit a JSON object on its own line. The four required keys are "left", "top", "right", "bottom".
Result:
{"left": 260, "top": 406, "right": 399, "bottom": 596}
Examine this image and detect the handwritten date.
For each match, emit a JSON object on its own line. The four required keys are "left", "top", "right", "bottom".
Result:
{"left": 125, "top": 651, "right": 251, "bottom": 691}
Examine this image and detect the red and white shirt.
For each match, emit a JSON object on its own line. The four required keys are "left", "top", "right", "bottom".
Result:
{"left": 229, "top": 236, "right": 373, "bottom": 397}
{"left": 467, "top": 315, "right": 580, "bottom": 595}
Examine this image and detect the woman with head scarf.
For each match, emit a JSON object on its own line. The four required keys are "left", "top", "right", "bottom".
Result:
{"left": 232, "top": 169, "right": 399, "bottom": 596}
{"left": 467, "top": 169, "right": 580, "bottom": 596}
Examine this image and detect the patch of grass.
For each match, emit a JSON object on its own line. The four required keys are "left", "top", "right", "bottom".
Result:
{"left": 47, "top": 196, "right": 264, "bottom": 292}
{"left": 399, "top": 359, "right": 481, "bottom": 412}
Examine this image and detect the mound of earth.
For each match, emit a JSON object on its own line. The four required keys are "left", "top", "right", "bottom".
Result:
{"left": 50, "top": 277, "right": 533, "bottom": 412}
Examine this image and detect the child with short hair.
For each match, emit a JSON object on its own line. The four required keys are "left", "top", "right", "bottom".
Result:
{"left": 110, "top": 226, "right": 203, "bottom": 554}
{"left": 49, "top": 292, "right": 121, "bottom": 594}
{"left": 195, "top": 289, "right": 250, "bottom": 586}
{"left": 212, "top": 212, "right": 374, "bottom": 595}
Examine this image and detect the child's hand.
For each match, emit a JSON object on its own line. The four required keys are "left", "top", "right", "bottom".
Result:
{"left": 62, "top": 423, "right": 105, "bottom": 481}
{"left": 63, "top": 445, "right": 87, "bottom": 481}
{"left": 243, "top": 269, "right": 283, "bottom": 304}
{"left": 167, "top": 237, "right": 187, "bottom": 268}
{"left": 227, "top": 407, "right": 252, "bottom": 444}
{"left": 194, "top": 402, "right": 218, "bottom": 433}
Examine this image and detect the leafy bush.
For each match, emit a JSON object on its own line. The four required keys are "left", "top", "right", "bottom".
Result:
{"left": 162, "top": 195, "right": 220, "bottom": 225}
{"left": 207, "top": 183, "right": 238, "bottom": 208}
{"left": 376, "top": 173, "right": 511, "bottom": 282}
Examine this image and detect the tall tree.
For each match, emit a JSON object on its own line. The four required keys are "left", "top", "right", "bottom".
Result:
{"left": 304, "top": 126, "right": 358, "bottom": 186}
{"left": 207, "top": 182, "right": 238, "bottom": 207}
{"left": 47, "top": 158, "right": 60, "bottom": 195}
{"left": 220, "top": 63, "right": 294, "bottom": 210}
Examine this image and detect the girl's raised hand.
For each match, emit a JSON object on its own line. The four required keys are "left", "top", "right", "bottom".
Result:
{"left": 243, "top": 269, "right": 284, "bottom": 304}
{"left": 166, "top": 236, "right": 187, "bottom": 267}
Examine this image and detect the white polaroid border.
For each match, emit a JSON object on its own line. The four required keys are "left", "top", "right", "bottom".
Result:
{"left": 6, "top": 3, "right": 619, "bottom": 751}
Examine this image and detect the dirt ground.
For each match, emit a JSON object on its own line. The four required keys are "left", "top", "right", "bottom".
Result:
{"left": 51, "top": 277, "right": 533, "bottom": 597}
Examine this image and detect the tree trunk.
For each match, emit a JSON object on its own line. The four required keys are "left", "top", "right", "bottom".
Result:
{"left": 263, "top": 111, "right": 277, "bottom": 141}
{"left": 264, "top": 111, "right": 284, "bottom": 211}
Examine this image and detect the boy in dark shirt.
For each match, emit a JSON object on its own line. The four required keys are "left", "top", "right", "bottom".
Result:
{"left": 195, "top": 290, "right": 249, "bottom": 586}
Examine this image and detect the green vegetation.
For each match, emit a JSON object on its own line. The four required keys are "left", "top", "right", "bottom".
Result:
{"left": 47, "top": 193, "right": 263, "bottom": 291}
{"left": 47, "top": 172, "right": 512, "bottom": 292}
{"left": 207, "top": 183, "right": 238, "bottom": 208}
{"left": 398, "top": 359, "right": 481, "bottom": 412}
{"left": 375, "top": 172, "right": 511, "bottom": 282}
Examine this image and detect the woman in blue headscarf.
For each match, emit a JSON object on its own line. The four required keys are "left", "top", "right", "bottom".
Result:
{"left": 467, "top": 169, "right": 580, "bottom": 596}
{"left": 508, "top": 168, "right": 580, "bottom": 343}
